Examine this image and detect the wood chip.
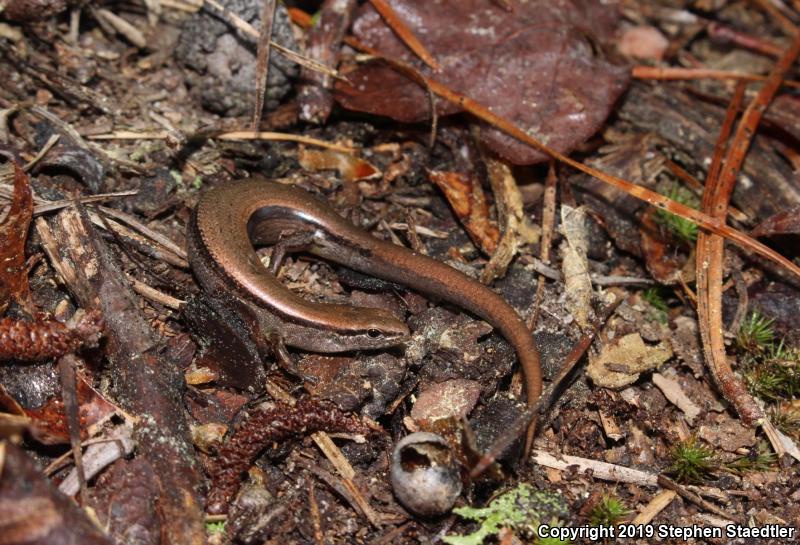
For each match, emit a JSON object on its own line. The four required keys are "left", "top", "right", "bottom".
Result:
{"left": 652, "top": 372, "right": 701, "bottom": 424}
{"left": 632, "top": 490, "right": 677, "bottom": 525}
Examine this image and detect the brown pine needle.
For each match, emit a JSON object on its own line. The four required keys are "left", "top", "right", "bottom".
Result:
{"left": 368, "top": 0, "right": 440, "bottom": 70}
{"left": 252, "top": 0, "right": 276, "bottom": 132}
{"left": 633, "top": 65, "right": 800, "bottom": 89}
{"left": 418, "top": 76, "right": 800, "bottom": 281}
{"left": 328, "top": 26, "right": 800, "bottom": 282}
{"left": 696, "top": 31, "right": 800, "bottom": 429}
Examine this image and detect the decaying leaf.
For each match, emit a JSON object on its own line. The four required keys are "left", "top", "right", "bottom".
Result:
{"left": 334, "top": 0, "right": 629, "bottom": 164}
{"left": 560, "top": 205, "right": 593, "bottom": 329}
{"left": 639, "top": 209, "right": 693, "bottom": 285}
{"left": 297, "top": 147, "right": 381, "bottom": 182}
{"left": 22, "top": 374, "right": 121, "bottom": 445}
{"left": 428, "top": 170, "right": 499, "bottom": 255}
{"left": 587, "top": 333, "right": 673, "bottom": 389}
{"left": 481, "top": 158, "right": 540, "bottom": 284}
{"left": 410, "top": 378, "right": 482, "bottom": 424}
{"left": 0, "top": 164, "right": 33, "bottom": 314}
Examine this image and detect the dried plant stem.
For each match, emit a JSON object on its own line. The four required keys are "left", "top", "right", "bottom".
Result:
{"left": 252, "top": 0, "right": 276, "bottom": 131}
{"left": 696, "top": 33, "right": 800, "bottom": 431}
{"left": 632, "top": 65, "right": 800, "bottom": 89}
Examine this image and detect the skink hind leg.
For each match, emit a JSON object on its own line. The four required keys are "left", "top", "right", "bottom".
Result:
{"left": 266, "top": 231, "right": 315, "bottom": 275}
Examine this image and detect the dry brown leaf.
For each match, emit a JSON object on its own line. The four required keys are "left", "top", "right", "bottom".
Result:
{"left": 588, "top": 333, "right": 673, "bottom": 389}
{"left": 428, "top": 170, "right": 499, "bottom": 254}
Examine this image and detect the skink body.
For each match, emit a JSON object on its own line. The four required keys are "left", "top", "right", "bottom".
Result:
{"left": 187, "top": 178, "right": 542, "bottom": 447}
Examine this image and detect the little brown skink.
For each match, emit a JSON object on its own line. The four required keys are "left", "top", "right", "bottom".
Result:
{"left": 187, "top": 178, "right": 542, "bottom": 449}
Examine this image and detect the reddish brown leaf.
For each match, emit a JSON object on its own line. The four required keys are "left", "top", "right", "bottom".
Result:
{"left": 333, "top": 0, "right": 629, "bottom": 164}
{"left": 23, "top": 374, "right": 120, "bottom": 445}
{"left": 297, "top": 148, "right": 381, "bottom": 182}
{"left": 428, "top": 170, "right": 499, "bottom": 254}
{"left": 0, "top": 164, "right": 33, "bottom": 314}
{"left": 750, "top": 204, "right": 800, "bottom": 237}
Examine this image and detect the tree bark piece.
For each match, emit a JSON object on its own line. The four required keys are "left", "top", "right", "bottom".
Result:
{"left": 40, "top": 205, "right": 205, "bottom": 545}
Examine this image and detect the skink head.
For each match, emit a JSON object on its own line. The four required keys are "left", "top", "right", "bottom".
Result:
{"left": 331, "top": 306, "right": 410, "bottom": 350}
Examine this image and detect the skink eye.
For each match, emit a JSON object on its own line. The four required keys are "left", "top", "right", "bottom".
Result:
{"left": 367, "top": 328, "right": 382, "bottom": 339}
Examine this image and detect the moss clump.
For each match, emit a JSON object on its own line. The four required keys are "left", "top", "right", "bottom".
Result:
{"left": 655, "top": 185, "right": 699, "bottom": 244}
{"left": 588, "top": 494, "right": 629, "bottom": 526}
{"left": 668, "top": 437, "right": 716, "bottom": 484}
{"left": 444, "top": 484, "right": 569, "bottom": 545}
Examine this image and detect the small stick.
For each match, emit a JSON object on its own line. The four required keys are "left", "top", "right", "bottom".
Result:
{"left": 527, "top": 162, "right": 557, "bottom": 330}
{"left": 657, "top": 475, "right": 744, "bottom": 524}
{"left": 308, "top": 478, "right": 324, "bottom": 545}
{"left": 252, "top": 0, "right": 276, "bottom": 132}
{"left": 58, "top": 354, "right": 88, "bottom": 507}
{"left": 632, "top": 65, "right": 800, "bottom": 89}
{"left": 632, "top": 491, "right": 677, "bottom": 525}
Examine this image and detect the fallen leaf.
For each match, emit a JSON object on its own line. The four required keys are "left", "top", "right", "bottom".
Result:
{"left": 298, "top": 147, "right": 381, "bottom": 182}
{"left": 617, "top": 25, "right": 669, "bottom": 61}
{"left": 24, "top": 374, "right": 120, "bottom": 445}
{"left": 428, "top": 170, "right": 499, "bottom": 254}
{"left": 588, "top": 333, "right": 673, "bottom": 389}
{"left": 481, "top": 158, "right": 540, "bottom": 284}
{"left": 410, "top": 378, "right": 482, "bottom": 423}
{"left": 334, "top": 0, "right": 629, "bottom": 164}
{"left": 698, "top": 413, "right": 756, "bottom": 453}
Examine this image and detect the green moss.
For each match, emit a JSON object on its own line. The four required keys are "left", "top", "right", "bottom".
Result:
{"left": 737, "top": 311, "right": 776, "bottom": 354}
{"left": 443, "top": 484, "right": 569, "bottom": 545}
{"left": 206, "top": 521, "right": 226, "bottom": 535}
{"left": 641, "top": 287, "right": 669, "bottom": 323}
{"left": 667, "top": 437, "right": 716, "bottom": 484}
{"left": 655, "top": 185, "right": 699, "bottom": 244}
{"left": 769, "top": 405, "right": 800, "bottom": 438}
{"left": 725, "top": 440, "right": 777, "bottom": 474}
{"left": 588, "top": 494, "right": 629, "bottom": 526}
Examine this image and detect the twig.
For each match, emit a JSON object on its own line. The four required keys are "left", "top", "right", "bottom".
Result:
{"left": 296, "top": 458, "right": 382, "bottom": 528}
{"left": 749, "top": 0, "right": 799, "bottom": 36}
{"left": 632, "top": 491, "right": 677, "bottom": 525}
{"left": 308, "top": 478, "right": 324, "bottom": 545}
{"left": 216, "top": 131, "right": 355, "bottom": 152}
{"left": 632, "top": 65, "right": 800, "bottom": 89}
{"left": 530, "top": 449, "right": 658, "bottom": 486}
{"left": 98, "top": 205, "right": 187, "bottom": 261}
{"left": 128, "top": 276, "right": 185, "bottom": 310}
{"left": 57, "top": 354, "right": 88, "bottom": 507}
{"left": 527, "top": 162, "right": 557, "bottom": 330}
{"left": 656, "top": 475, "right": 744, "bottom": 524}
{"left": 252, "top": 0, "right": 276, "bottom": 132}
{"left": 88, "top": 129, "right": 356, "bottom": 153}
